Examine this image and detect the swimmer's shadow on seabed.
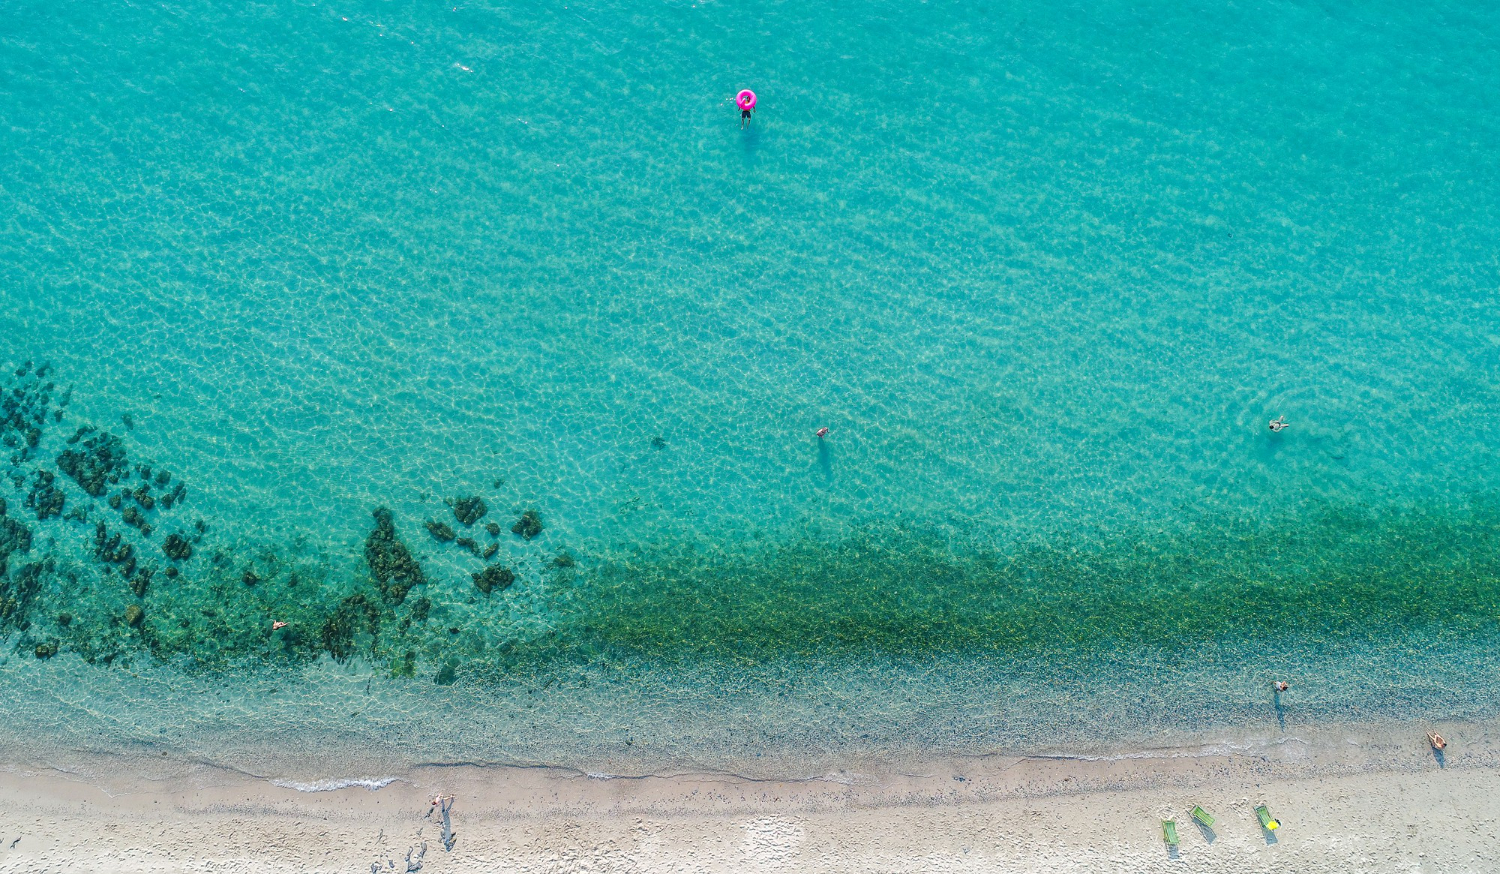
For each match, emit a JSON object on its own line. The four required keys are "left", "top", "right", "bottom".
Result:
{"left": 817, "top": 439, "right": 833, "bottom": 483}
{"left": 1257, "top": 428, "right": 1288, "bottom": 464}
{"left": 1273, "top": 689, "right": 1287, "bottom": 730}
{"left": 739, "top": 125, "right": 762, "bottom": 164}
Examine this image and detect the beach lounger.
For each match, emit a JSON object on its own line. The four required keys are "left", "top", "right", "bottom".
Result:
{"left": 1191, "top": 806, "right": 1215, "bottom": 828}
{"left": 1256, "top": 805, "right": 1280, "bottom": 831}
{"left": 1162, "top": 820, "right": 1180, "bottom": 846}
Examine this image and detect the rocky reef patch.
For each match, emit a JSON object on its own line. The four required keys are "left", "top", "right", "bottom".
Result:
{"left": 367, "top": 508, "right": 427, "bottom": 605}
{"left": 56, "top": 426, "right": 129, "bottom": 497}
{"left": 0, "top": 364, "right": 560, "bottom": 679}
{"left": 15, "top": 365, "right": 1498, "bottom": 697}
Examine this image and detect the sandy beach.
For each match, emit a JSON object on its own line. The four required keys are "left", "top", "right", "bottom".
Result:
{"left": 1, "top": 721, "right": 1496, "bottom": 873}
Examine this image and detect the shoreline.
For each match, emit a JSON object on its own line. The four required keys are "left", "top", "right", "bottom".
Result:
{"left": 1, "top": 719, "right": 1495, "bottom": 872}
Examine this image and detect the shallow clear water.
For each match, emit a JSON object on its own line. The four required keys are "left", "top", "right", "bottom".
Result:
{"left": 2, "top": 0, "right": 1499, "bottom": 779}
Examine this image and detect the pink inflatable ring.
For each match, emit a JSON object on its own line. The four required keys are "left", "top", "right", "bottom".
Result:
{"left": 736, "top": 89, "right": 757, "bottom": 111}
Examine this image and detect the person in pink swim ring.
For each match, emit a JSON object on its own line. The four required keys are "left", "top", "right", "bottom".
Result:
{"left": 737, "top": 89, "right": 757, "bottom": 128}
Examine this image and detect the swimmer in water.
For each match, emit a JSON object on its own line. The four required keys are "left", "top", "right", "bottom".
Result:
{"left": 1269, "top": 415, "right": 1289, "bottom": 432}
{"left": 741, "top": 104, "right": 754, "bottom": 128}
{"left": 1274, "top": 680, "right": 1289, "bottom": 693}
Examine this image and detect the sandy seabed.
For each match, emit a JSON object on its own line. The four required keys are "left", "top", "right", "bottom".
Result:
{"left": 1, "top": 722, "right": 1497, "bottom": 873}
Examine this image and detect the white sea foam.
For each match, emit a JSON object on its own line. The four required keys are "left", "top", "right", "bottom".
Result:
{"left": 1039, "top": 735, "right": 1309, "bottom": 763}
{"left": 271, "top": 777, "right": 399, "bottom": 792}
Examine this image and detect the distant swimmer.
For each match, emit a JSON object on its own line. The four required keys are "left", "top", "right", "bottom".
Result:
{"left": 1427, "top": 731, "right": 1447, "bottom": 750}
{"left": 737, "top": 89, "right": 757, "bottom": 128}
{"left": 1269, "top": 415, "right": 1289, "bottom": 432}
{"left": 1273, "top": 680, "right": 1289, "bottom": 693}
{"left": 272, "top": 621, "right": 288, "bottom": 631}
{"left": 816, "top": 427, "right": 830, "bottom": 438}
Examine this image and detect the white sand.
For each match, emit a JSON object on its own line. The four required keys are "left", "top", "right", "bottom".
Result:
{"left": 1, "top": 726, "right": 1497, "bottom": 873}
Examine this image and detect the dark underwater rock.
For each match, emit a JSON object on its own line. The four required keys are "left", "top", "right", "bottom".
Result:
{"left": 34, "top": 640, "right": 58, "bottom": 659}
{"left": 511, "top": 510, "right": 543, "bottom": 540}
{"left": 425, "top": 520, "right": 456, "bottom": 543}
{"left": 56, "top": 612, "right": 72, "bottom": 626}
{"left": 409, "top": 596, "right": 431, "bottom": 622}
{"left": 124, "top": 605, "right": 144, "bottom": 627}
{"left": 552, "top": 550, "right": 577, "bottom": 569}
{"left": 25, "top": 471, "right": 64, "bottom": 521}
{"left": 482, "top": 542, "right": 498, "bottom": 560}
{"left": 93, "top": 523, "right": 134, "bottom": 566}
{"left": 56, "top": 428, "right": 128, "bottom": 496}
{"left": 242, "top": 568, "right": 260, "bottom": 587}
{"left": 129, "top": 568, "right": 153, "bottom": 598}
{"left": 162, "top": 533, "right": 193, "bottom": 561}
{"left": 434, "top": 663, "right": 458, "bottom": 685}
{"left": 365, "top": 508, "right": 426, "bottom": 605}
{"left": 472, "top": 564, "right": 516, "bottom": 595}
{"left": 0, "top": 560, "right": 49, "bottom": 627}
{"left": 321, "top": 594, "right": 379, "bottom": 663}
{"left": 450, "top": 496, "right": 487, "bottom": 527}
{"left": 160, "top": 482, "right": 186, "bottom": 509}
{"left": 484, "top": 521, "right": 501, "bottom": 537}
{"left": 455, "top": 536, "right": 480, "bottom": 556}
{"left": 0, "top": 516, "right": 32, "bottom": 567}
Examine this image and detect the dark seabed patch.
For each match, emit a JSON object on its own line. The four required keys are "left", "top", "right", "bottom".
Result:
{"left": 2, "top": 369, "right": 1499, "bottom": 686}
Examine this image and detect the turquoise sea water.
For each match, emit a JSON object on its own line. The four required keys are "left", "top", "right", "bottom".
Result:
{"left": 2, "top": 0, "right": 1500, "bottom": 779}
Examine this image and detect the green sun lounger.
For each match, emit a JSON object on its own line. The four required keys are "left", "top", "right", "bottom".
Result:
{"left": 1162, "top": 820, "right": 1180, "bottom": 846}
{"left": 1256, "top": 805, "right": 1280, "bottom": 831}
{"left": 1191, "top": 806, "right": 1215, "bottom": 828}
